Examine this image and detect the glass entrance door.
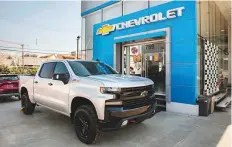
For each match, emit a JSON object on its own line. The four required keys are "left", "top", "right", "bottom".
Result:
{"left": 122, "top": 41, "right": 166, "bottom": 94}
{"left": 142, "top": 42, "right": 166, "bottom": 94}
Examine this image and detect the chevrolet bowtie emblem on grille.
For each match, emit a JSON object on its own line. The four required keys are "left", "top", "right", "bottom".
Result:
{"left": 96, "top": 24, "right": 115, "bottom": 35}
{"left": 140, "top": 91, "right": 148, "bottom": 97}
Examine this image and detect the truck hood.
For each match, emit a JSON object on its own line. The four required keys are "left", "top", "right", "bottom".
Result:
{"left": 87, "top": 74, "right": 153, "bottom": 87}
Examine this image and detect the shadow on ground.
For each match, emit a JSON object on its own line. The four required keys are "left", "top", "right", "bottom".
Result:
{"left": 0, "top": 96, "right": 19, "bottom": 103}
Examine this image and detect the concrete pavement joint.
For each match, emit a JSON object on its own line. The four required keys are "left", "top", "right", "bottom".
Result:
{"left": 172, "top": 126, "right": 198, "bottom": 147}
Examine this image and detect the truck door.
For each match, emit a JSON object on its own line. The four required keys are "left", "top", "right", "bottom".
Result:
{"left": 48, "top": 62, "right": 70, "bottom": 113}
{"left": 34, "top": 62, "right": 70, "bottom": 114}
{"left": 34, "top": 62, "right": 56, "bottom": 108}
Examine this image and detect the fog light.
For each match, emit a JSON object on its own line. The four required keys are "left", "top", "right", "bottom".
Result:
{"left": 121, "top": 120, "right": 128, "bottom": 127}
{"left": 105, "top": 101, "right": 122, "bottom": 106}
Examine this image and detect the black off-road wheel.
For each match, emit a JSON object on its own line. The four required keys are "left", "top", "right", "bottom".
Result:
{"left": 21, "top": 93, "right": 35, "bottom": 115}
{"left": 73, "top": 105, "right": 100, "bottom": 144}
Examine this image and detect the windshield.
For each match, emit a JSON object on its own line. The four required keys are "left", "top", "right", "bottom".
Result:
{"left": 68, "top": 61, "right": 118, "bottom": 76}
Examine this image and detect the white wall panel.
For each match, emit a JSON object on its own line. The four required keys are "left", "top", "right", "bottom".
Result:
{"left": 85, "top": 10, "right": 102, "bottom": 50}
{"left": 86, "top": 49, "right": 93, "bottom": 60}
{"left": 123, "top": 0, "right": 148, "bottom": 15}
{"left": 81, "top": 1, "right": 107, "bottom": 13}
{"left": 81, "top": 17, "right": 85, "bottom": 51}
{"left": 149, "top": 0, "right": 172, "bottom": 7}
{"left": 103, "top": 1, "right": 122, "bottom": 21}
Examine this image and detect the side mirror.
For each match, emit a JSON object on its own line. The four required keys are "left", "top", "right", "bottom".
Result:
{"left": 53, "top": 73, "right": 69, "bottom": 84}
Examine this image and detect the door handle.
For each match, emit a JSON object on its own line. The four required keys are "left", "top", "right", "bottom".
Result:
{"left": 48, "top": 83, "right": 53, "bottom": 86}
{"left": 34, "top": 81, "right": 38, "bottom": 84}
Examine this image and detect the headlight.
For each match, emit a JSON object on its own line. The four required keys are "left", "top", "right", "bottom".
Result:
{"left": 100, "top": 87, "right": 121, "bottom": 94}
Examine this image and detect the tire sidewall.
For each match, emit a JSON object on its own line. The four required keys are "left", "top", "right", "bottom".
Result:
{"left": 74, "top": 106, "right": 98, "bottom": 144}
{"left": 21, "top": 93, "right": 28, "bottom": 109}
{"left": 21, "top": 93, "right": 34, "bottom": 115}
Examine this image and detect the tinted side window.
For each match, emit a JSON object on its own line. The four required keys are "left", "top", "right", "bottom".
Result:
{"left": 39, "top": 62, "right": 56, "bottom": 78}
{"left": 54, "top": 62, "right": 69, "bottom": 74}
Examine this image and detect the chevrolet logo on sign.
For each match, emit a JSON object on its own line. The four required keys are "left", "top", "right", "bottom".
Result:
{"left": 96, "top": 24, "right": 115, "bottom": 35}
{"left": 96, "top": 7, "right": 185, "bottom": 36}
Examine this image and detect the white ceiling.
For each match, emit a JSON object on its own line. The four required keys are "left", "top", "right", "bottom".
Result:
{"left": 215, "top": 0, "right": 231, "bottom": 26}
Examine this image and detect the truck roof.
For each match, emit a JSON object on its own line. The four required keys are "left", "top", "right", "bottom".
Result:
{"left": 42, "top": 59, "right": 98, "bottom": 63}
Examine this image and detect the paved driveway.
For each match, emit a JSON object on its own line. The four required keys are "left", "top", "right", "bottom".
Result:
{"left": 0, "top": 97, "right": 230, "bottom": 147}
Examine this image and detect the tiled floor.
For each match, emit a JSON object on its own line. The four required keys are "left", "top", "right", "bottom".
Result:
{"left": 0, "top": 97, "right": 230, "bottom": 147}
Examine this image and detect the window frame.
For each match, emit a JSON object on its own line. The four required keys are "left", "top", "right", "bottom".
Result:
{"left": 38, "top": 62, "right": 56, "bottom": 79}
{"left": 53, "top": 62, "right": 71, "bottom": 83}
{"left": 53, "top": 62, "right": 70, "bottom": 76}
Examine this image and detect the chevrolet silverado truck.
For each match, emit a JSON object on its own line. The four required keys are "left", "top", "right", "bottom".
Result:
{"left": 19, "top": 60, "right": 156, "bottom": 144}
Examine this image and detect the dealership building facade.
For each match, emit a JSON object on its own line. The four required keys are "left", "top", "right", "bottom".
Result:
{"left": 81, "top": 0, "right": 231, "bottom": 115}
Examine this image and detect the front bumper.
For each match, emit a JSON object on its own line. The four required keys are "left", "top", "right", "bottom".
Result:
{"left": 99, "top": 98, "right": 156, "bottom": 131}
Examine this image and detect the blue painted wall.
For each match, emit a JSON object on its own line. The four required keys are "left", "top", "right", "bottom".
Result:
{"left": 93, "top": 1, "right": 198, "bottom": 105}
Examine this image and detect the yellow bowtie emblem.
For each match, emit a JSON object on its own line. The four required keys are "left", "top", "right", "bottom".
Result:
{"left": 97, "top": 24, "right": 114, "bottom": 35}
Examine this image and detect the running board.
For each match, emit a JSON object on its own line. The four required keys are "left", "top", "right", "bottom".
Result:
{"left": 216, "top": 96, "right": 231, "bottom": 108}
{"left": 214, "top": 92, "right": 227, "bottom": 103}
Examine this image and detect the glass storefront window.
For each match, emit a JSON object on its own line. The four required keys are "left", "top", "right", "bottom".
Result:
{"left": 219, "top": 11, "right": 225, "bottom": 70}
{"left": 215, "top": 5, "right": 220, "bottom": 46}
{"left": 209, "top": 1, "right": 216, "bottom": 44}
{"left": 197, "top": 0, "right": 230, "bottom": 94}
{"left": 197, "top": 1, "right": 200, "bottom": 35}
{"left": 220, "top": 11, "right": 225, "bottom": 44}
{"left": 129, "top": 45, "right": 142, "bottom": 76}
{"left": 200, "top": 1, "right": 209, "bottom": 39}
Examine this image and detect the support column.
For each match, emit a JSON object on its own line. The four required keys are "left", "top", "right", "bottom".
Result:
{"left": 126, "top": 46, "right": 130, "bottom": 75}
{"left": 114, "top": 43, "right": 122, "bottom": 72}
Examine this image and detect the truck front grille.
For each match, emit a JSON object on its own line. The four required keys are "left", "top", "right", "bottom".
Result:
{"left": 118, "top": 85, "right": 155, "bottom": 109}
{"left": 119, "top": 85, "right": 154, "bottom": 99}
{"left": 121, "top": 85, "right": 153, "bottom": 93}
{"left": 123, "top": 97, "right": 154, "bottom": 110}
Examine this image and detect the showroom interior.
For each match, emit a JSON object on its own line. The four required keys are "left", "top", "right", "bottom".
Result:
{"left": 81, "top": 0, "right": 231, "bottom": 115}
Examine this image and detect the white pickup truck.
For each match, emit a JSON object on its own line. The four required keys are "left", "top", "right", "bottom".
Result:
{"left": 19, "top": 60, "right": 156, "bottom": 144}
